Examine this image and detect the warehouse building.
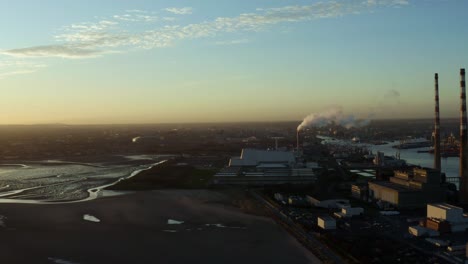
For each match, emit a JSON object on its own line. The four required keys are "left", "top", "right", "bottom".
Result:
{"left": 228, "top": 149, "right": 295, "bottom": 167}
{"left": 368, "top": 168, "right": 447, "bottom": 208}
{"left": 213, "top": 149, "right": 318, "bottom": 185}
{"left": 307, "top": 195, "right": 350, "bottom": 209}
{"left": 334, "top": 207, "right": 364, "bottom": 218}
{"left": 351, "top": 183, "right": 368, "bottom": 201}
{"left": 426, "top": 203, "right": 468, "bottom": 233}
{"left": 317, "top": 216, "right": 336, "bottom": 230}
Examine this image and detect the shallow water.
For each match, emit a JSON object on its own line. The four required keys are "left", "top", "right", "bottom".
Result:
{"left": 320, "top": 136, "right": 459, "bottom": 179}
{"left": 0, "top": 156, "right": 166, "bottom": 203}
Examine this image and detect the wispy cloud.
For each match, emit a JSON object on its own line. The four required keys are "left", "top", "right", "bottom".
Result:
{"left": 214, "top": 39, "right": 250, "bottom": 45}
{"left": 2, "top": 45, "right": 104, "bottom": 59}
{"left": 165, "top": 7, "right": 193, "bottom": 15}
{"left": 125, "top": 9, "right": 147, "bottom": 13}
{"left": 366, "top": 0, "right": 409, "bottom": 7}
{"left": 162, "top": 17, "right": 177, "bottom": 22}
{"left": 1, "top": 1, "right": 411, "bottom": 63}
{"left": 113, "top": 13, "right": 158, "bottom": 22}
{"left": 0, "top": 60, "right": 46, "bottom": 79}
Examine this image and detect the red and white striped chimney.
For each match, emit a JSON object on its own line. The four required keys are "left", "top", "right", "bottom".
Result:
{"left": 460, "top": 68, "right": 468, "bottom": 203}
{"left": 434, "top": 73, "right": 441, "bottom": 170}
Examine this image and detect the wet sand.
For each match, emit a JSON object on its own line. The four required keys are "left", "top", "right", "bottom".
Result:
{"left": 0, "top": 190, "right": 319, "bottom": 264}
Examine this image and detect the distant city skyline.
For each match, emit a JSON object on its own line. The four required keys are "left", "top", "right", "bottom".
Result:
{"left": 1, "top": 0, "right": 467, "bottom": 124}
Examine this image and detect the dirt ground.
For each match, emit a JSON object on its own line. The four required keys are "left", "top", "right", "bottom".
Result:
{"left": 0, "top": 189, "right": 319, "bottom": 264}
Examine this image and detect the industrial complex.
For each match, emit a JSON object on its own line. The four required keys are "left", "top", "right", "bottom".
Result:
{"left": 213, "top": 148, "right": 318, "bottom": 185}
{"left": 368, "top": 168, "right": 447, "bottom": 208}
{"left": 1, "top": 70, "right": 468, "bottom": 263}
{"left": 210, "top": 69, "right": 468, "bottom": 263}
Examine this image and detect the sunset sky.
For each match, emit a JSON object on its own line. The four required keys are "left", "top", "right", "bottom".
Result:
{"left": 1, "top": 0, "right": 467, "bottom": 124}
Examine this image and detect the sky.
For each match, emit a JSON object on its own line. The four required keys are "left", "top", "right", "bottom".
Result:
{"left": 0, "top": 0, "right": 467, "bottom": 124}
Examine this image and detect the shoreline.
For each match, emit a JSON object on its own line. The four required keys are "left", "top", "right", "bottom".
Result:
{"left": 0, "top": 160, "right": 320, "bottom": 263}
{"left": 0, "top": 189, "right": 319, "bottom": 264}
{"left": 0, "top": 160, "right": 168, "bottom": 205}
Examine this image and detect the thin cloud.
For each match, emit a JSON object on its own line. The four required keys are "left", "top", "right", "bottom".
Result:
{"left": 165, "top": 7, "right": 193, "bottom": 15}
{"left": 113, "top": 14, "right": 158, "bottom": 22}
{"left": 2, "top": 0, "right": 411, "bottom": 59}
{"left": 125, "top": 9, "right": 147, "bottom": 13}
{"left": 0, "top": 70, "right": 36, "bottom": 79}
{"left": 0, "top": 60, "right": 46, "bottom": 79}
{"left": 2, "top": 45, "right": 103, "bottom": 59}
{"left": 162, "top": 17, "right": 177, "bottom": 22}
{"left": 366, "top": 0, "right": 409, "bottom": 6}
{"left": 214, "top": 39, "right": 250, "bottom": 45}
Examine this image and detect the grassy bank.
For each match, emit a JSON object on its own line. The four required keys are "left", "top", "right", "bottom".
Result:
{"left": 107, "top": 160, "right": 216, "bottom": 190}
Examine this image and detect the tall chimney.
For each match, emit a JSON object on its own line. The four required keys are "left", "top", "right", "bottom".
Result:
{"left": 434, "top": 73, "right": 441, "bottom": 170}
{"left": 296, "top": 130, "right": 300, "bottom": 150}
{"left": 460, "top": 68, "right": 468, "bottom": 203}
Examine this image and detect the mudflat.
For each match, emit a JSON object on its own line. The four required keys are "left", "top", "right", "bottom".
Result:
{"left": 0, "top": 190, "right": 319, "bottom": 264}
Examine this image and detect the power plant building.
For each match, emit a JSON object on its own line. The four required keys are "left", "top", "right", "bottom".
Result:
{"left": 213, "top": 148, "right": 317, "bottom": 185}
{"left": 426, "top": 203, "right": 468, "bottom": 233}
{"left": 228, "top": 149, "right": 295, "bottom": 167}
{"left": 368, "top": 168, "right": 447, "bottom": 208}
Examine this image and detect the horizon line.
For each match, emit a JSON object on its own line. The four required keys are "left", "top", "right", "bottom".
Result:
{"left": 0, "top": 117, "right": 462, "bottom": 126}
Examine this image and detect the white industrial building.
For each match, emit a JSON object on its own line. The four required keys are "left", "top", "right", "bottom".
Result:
{"left": 229, "top": 149, "right": 295, "bottom": 167}
{"left": 318, "top": 216, "right": 336, "bottom": 230}
{"left": 427, "top": 204, "right": 467, "bottom": 222}
{"left": 213, "top": 148, "right": 318, "bottom": 185}
{"left": 427, "top": 203, "right": 468, "bottom": 232}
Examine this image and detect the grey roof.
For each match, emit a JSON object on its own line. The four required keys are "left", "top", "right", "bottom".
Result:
{"left": 229, "top": 149, "right": 295, "bottom": 167}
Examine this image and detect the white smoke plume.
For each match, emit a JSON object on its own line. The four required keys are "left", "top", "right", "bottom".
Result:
{"left": 297, "top": 107, "right": 370, "bottom": 131}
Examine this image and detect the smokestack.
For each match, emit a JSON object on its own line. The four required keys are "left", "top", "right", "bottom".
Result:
{"left": 460, "top": 68, "right": 468, "bottom": 203}
{"left": 434, "top": 73, "right": 441, "bottom": 170}
{"left": 297, "top": 130, "right": 300, "bottom": 150}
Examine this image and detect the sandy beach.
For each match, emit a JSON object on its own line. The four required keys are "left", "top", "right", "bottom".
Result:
{"left": 0, "top": 189, "right": 319, "bottom": 264}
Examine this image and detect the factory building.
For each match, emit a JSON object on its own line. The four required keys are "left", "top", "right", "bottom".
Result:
{"left": 213, "top": 148, "right": 317, "bottom": 185}
{"left": 428, "top": 203, "right": 465, "bottom": 222}
{"left": 408, "top": 225, "right": 440, "bottom": 237}
{"left": 306, "top": 196, "right": 350, "bottom": 209}
{"left": 317, "top": 216, "right": 336, "bottom": 230}
{"left": 334, "top": 207, "right": 364, "bottom": 218}
{"left": 351, "top": 183, "right": 368, "bottom": 201}
{"left": 228, "top": 149, "right": 295, "bottom": 167}
{"left": 368, "top": 168, "right": 446, "bottom": 208}
{"left": 373, "top": 151, "right": 406, "bottom": 167}
{"left": 426, "top": 203, "right": 468, "bottom": 233}
{"left": 424, "top": 218, "right": 451, "bottom": 234}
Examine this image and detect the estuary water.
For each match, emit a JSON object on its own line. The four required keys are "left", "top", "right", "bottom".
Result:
{"left": 0, "top": 155, "right": 168, "bottom": 203}
{"left": 320, "top": 136, "right": 459, "bottom": 179}
{"left": 369, "top": 141, "right": 459, "bottom": 179}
